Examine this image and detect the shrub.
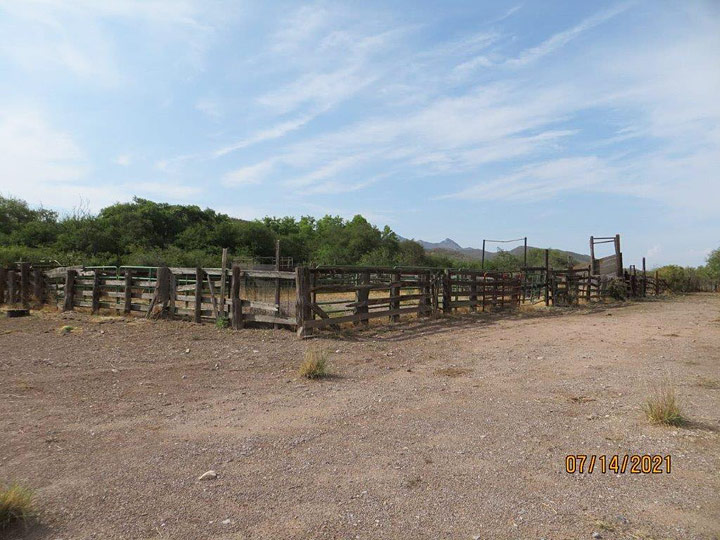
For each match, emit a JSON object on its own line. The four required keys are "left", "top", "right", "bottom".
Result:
{"left": 0, "top": 483, "right": 34, "bottom": 530}
{"left": 605, "top": 278, "right": 627, "bottom": 301}
{"left": 299, "top": 349, "right": 328, "bottom": 379}
{"left": 643, "top": 381, "right": 685, "bottom": 426}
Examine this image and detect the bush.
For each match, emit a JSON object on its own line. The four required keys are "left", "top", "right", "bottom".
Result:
{"left": 299, "top": 349, "right": 328, "bottom": 379}
{"left": 643, "top": 381, "right": 685, "bottom": 426}
{"left": 0, "top": 483, "right": 34, "bottom": 530}
{"left": 605, "top": 278, "right": 627, "bottom": 300}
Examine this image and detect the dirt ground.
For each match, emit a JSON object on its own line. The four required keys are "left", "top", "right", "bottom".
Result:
{"left": 1, "top": 294, "right": 719, "bottom": 540}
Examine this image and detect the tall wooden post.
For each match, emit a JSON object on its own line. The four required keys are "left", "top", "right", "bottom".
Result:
{"left": 0, "top": 267, "right": 6, "bottom": 305}
{"left": 8, "top": 269, "right": 17, "bottom": 304}
{"left": 589, "top": 236, "right": 595, "bottom": 273}
{"left": 20, "top": 263, "right": 30, "bottom": 307}
{"left": 355, "top": 270, "right": 370, "bottom": 326}
{"left": 219, "top": 248, "right": 228, "bottom": 318}
{"left": 274, "top": 239, "right": 280, "bottom": 329}
{"left": 33, "top": 268, "right": 44, "bottom": 304}
{"left": 481, "top": 240, "right": 486, "bottom": 270}
{"left": 544, "top": 249, "right": 550, "bottom": 306}
{"left": 124, "top": 270, "right": 133, "bottom": 314}
{"left": 523, "top": 237, "right": 528, "bottom": 268}
{"left": 295, "top": 266, "right": 312, "bottom": 337}
{"left": 614, "top": 234, "right": 622, "bottom": 277}
{"left": 91, "top": 270, "right": 101, "bottom": 313}
{"left": 470, "top": 272, "right": 478, "bottom": 312}
{"left": 231, "top": 264, "right": 243, "bottom": 330}
{"left": 390, "top": 270, "right": 401, "bottom": 322}
{"left": 642, "top": 257, "right": 647, "bottom": 297}
{"left": 586, "top": 264, "right": 592, "bottom": 302}
{"left": 442, "top": 270, "right": 451, "bottom": 313}
{"left": 655, "top": 270, "right": 660, "bottom": 295}
{"left": 194, "top": 267, "right": 202, "bottom": 323}
{"left": 63, "top": 270, "right": 76, "bottom": 311}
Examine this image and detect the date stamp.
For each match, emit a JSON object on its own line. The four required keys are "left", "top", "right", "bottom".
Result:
{"left": 565, "top": 454, "right": 672, "bottom": 474}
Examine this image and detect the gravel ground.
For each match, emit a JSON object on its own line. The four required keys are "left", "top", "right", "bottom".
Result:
{"left": 1, "top": 294, "right": 719, "bottom": 540}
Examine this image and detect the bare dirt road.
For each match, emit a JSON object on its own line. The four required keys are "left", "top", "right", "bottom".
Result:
{"left": 2, "top": 295, "right": 719, "bottom": 539}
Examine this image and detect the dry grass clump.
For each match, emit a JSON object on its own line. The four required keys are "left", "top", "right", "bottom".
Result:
{"left": 58, "top": 325, "right": 74, "bottom": 334}
{"left": 0, "top": 483, "right": 34, "bottom": 530}
{"left": 696, "top": 377, "right": 720, "bottom": 390}
{"left": 643, "top": 380, "right": 685, "bottom": 426}
{"left": 299, "top": 349, "right": 328, "bottom": 379}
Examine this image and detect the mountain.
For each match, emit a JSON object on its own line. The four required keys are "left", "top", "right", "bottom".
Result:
{"left": 398, "top": 236, "right": 590, "bottom": 263}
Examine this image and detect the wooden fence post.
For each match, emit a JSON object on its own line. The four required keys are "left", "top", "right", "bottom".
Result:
{"left": 544, "top": 249, "right": 550, "bottom": 306}
{"left": 33, "top": 267, "right": 44, "bottom": 304}
{"left": 63, "top": 270, "right": 76, "bottom": 311}
{"left": 231, "top": 264, "right": 243, "bottom": 330}
{"left": 0, "top": 267, "right": 6, "bottom": 305}
{"left": 20, "top": 263, "right": 30, "bottom": 307}
{"left": 91, "top": 270, "right": 101, "bottom": 313}
{"left": 586, "top": 265, "right": 592, "bottom": 303}
{"left": 442, "top": 270, "right": 452, "bottom": 313}
{"left": 655, "top": 270, "right": 660, "bottom": 295}
{"left": 355, "top": 270, "right": 370, "bottom": 326}
{"left": 390, "top": 270, "right": 400, "bottom": 322}
{"left": 274, "top": 239, "right": 281, "bottom": 329}
{"left": 469, "top": 272, "right": 478, "bottom": 312}
{"left": 219, "top": 248, "right": 228, "bottom": 318}
{"left": 642, "top": 257, "right": 647, "bottom": 297}
{"left": 295, "top": 266, "right": 312, "bottom": 337}
{"left": 124, "top": 270, "right": 133, "bottom": 314}
{"left": 194, "top": 267, "right": 203, "bottom": 323}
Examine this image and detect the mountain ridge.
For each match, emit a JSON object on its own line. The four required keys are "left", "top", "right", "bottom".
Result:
{"left": 398, "top": 236, "right": 590, "bottom": 263}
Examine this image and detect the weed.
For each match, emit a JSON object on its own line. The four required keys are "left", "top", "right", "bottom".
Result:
{"left": 299, "top": 349, "right": 328, "bottom": 379}
{"left": 215, "top": 317, "right": 230, "bottom": 329}
{"left": 58, "top": 325, "right": 74, "bottom": 334}
{"left": 643, "top": 380, "right": 685, "bottom": 426}
{"left": 0, "top": 483, "right": 34, "bottom": 530}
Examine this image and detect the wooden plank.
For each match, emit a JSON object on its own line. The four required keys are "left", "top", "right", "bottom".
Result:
{"left": 390, "top": 271, "right": 401, "bottom": 322}
{"left": 304, "top": 305, "right": 420, "bottom": 329}
{"left": 296, "top": 266, "right": 312, "bottom": 337}
{"left": 168, "top": 267, "right": 295, "bottom": 280}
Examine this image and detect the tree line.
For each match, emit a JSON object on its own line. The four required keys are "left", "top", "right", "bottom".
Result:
{"left": 0, "top": 195, "right": 717, "bottom": 291}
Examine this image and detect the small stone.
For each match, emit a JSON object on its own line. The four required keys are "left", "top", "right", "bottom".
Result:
{"left": 592, "top": 533, "right": 602, "bottom": 539}
{"left": 185, "top": 348, "right": 190, "bottom": 354}
{"left": 252, "top": 349, "right": 259, "bottom": 353}
{"left": 198, "top": 470, "right": 218, "bottom": 481}
{"left": 182, "top": 375, "right": 187, "bottom": 379}
{"left": 111, "top": 368, "right": 118, "bottom": 373}
{"left": 222, "top": 519, "right": 232, "bottom": 525}
{"left": 100, "top": 330, "right": 105, "bottom": 334}
{"left": 536, "top": 356, "right": 544, "bottom": 360}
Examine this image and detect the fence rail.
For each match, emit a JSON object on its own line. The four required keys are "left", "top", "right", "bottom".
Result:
{"left": 1, "top": 255, "right": 673, "bottom": 337}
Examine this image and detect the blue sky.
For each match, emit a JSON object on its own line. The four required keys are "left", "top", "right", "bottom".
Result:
{"left": 0, "top": 1, "right": 718, "bottom": 266}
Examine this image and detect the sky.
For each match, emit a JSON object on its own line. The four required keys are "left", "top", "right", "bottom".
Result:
{"left": 0, "top": 0, "right": 718, "bottom": 267}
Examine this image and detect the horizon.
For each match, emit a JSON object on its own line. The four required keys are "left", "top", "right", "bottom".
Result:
{"left": 1, "top": 1, "right": 718, "bottom": 267}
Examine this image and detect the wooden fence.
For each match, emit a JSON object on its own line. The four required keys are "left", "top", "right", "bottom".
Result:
{"left": 1, "top": 258, "right": 670, "bottom": 337}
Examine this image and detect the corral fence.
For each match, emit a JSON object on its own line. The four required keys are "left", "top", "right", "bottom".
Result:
{"left": 0, "top": 252, "right": 669, "bottom": 337}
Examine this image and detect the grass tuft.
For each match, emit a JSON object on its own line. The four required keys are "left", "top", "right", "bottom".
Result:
{"left": 0, "top": 483, "right": 34, "bottom": 530}
{"left": 299, "top": 349, "right": 328, "bottom": 379}
{"left": 58, "top": 325, "right": 74, "bottom": 334}
{"left": 215, "top": 317, "right": 230, "bottom": 329}
{"left": 643, "top": 380, "right": 685, "bottom": 426}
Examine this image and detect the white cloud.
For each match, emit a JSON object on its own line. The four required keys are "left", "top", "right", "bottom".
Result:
{"left": 213, "top": 115, "right": 315, "bottom": 157}
{"left": 114, "top": 154, "right": 132, "bottom": 166}
{"left": 222, "top": 161, "right": 275, "bottom": 186}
